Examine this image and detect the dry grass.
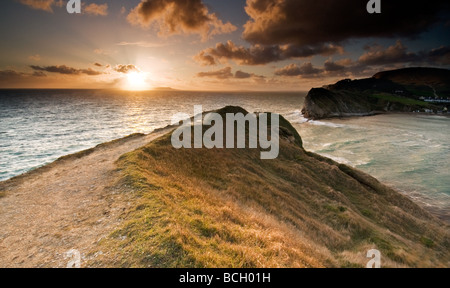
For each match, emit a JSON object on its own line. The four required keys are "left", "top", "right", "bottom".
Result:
{"left": 90, "top": 107, "right": 450, "bottom": 268}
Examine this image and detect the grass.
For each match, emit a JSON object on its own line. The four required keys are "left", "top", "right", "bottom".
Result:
{"left": 90, "top": 107, "right": 450, "bottom": 268}
{"left": 421, "top": 237, "right": 435, "bottom": 248}
{"left": 405, "top": 86, "right": 435, "bottom": 98}
{"left": 370, "top": 93, "right": 432, "bottom": 108}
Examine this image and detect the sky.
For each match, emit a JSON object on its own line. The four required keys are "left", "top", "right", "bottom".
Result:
{"left": 0, "top": 0, "right": 449, "bottom": 91}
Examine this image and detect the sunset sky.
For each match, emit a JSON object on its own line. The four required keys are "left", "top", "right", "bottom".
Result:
{"left": 0, "top": 0, "right": 449, "bottom": 91}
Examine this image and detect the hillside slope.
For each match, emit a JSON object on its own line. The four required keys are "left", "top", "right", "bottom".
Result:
{"left": 91, "top": 107, "right": 449, "bottom": 268}
{"left": 302, "top": 67, "right": 450, "bottom": 119}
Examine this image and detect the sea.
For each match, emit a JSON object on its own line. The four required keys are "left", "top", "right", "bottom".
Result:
{"left": 1, "top": 89, "right": 449, "bottom": 220}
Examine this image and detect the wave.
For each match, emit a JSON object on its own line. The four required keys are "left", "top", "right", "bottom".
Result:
{"left": 285, "top": 110, "right": 348, "bottom": 128}
{"left": 319, "top": 154, "right": 371, "bottom": 167}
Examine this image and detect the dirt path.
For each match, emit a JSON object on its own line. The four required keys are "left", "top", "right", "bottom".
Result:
{"left": 0, "top": 129, "right": 170, "bottom": 268}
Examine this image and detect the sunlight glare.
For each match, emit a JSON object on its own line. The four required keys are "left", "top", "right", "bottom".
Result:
{"left": 125, "top": 72, "right": 149, "bottom": 91}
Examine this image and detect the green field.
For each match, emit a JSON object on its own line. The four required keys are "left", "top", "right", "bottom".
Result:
{"left": 371, "top": 93, "right": 432, "bottom": 108}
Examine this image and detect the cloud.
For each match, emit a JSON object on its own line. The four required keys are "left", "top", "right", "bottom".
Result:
{"left": 127, "top": 0, "right": 237, "bottom": 39}
{"left": 29, "top": 54, "right": 41, "bottom": 61}
{"left": 0, "top": 69, "right": 46, "bottom": 83}
{"left": 84, "top": 3, "right": 108, "bottom": 16}
{"left": 20, "top": 1, "right": 109, "bottom": 15}
{"left": 94, "top": 49, "right": 115, "bottom": 56}
{"left": 113, "top": 64, "right": 140, "bottom": 74}
{"left": 358, "top": 41, "right": 418, "bottom": 66}
{"left": 427, "top": 46, "right": 450, "bottom": 65}
{"left": 275, "top": 43, "right": 450, "bottom": 79}
{"left": 323, "top": 59, "right": 348, "bottom": 72}
{"left": 243, "top": 0, "right": 450, "bottom": 47}
{"left": 197, "top": 67, "right": 265, "bottom": 80}
{"left": 197, "top": 67, "right": 233, "bottom": 79}
{"left": 0, "top": 70, "right": 26, "bottom": 79}
{"left": 195, "top": 40, "right": 343, "bottom": 66}
{"left": 93, "top": 62, "right": 103, "bottom": 67}
{"left": 275, "top": 63, "right": 322, "bottom": 77}
{"left": 116, "top": 41, "right": 165, "bottom": 48}
{"left": 30, "top": 65, "right": 103, "bottom": 75}
{"left": 32, "top": 71, "right": 47, "bottom": 77}
{"left": 19, "top": 0, "right": 64, "bottom": 13}
{"left": 359, "top": 41, "right": 450, "bottom": 66}
{"left": 234, "top": 70, "right": 252, "bottom": 79}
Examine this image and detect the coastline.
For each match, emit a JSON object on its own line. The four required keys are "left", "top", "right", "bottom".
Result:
{"left": 304, "top": 110, "right": 450, "bottom": 121}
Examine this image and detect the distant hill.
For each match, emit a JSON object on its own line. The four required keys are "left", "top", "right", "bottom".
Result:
{"left": 153, "top": 87, "right": 178, "bottom": 91}
{"left": 374, "top": 67, "right": 450, "bottom": 98}
{"left": 90, "top": 107, "right": 449, "bottom": 268}
{"left": 302, "top": 67, "right": 450, "bottom": 119}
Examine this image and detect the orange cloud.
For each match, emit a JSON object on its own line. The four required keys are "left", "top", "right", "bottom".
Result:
{"left": 113, "top": 64, "right": 140, "bottom": 74}
{"left": 127, "top": 0, "right": 237, "bottom": 40}
{"left": 19, "top": 0, "right": 64, "bottom": 13}
{"left": 30, "top": 65, "right": 103, "bottom": 76}
{"left": 84, "top": 3, "right": 108, "bottom": 16}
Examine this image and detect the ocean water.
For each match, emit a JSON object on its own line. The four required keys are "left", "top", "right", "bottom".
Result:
{"left": 0, "top": 89, "right": 449, "bottom": 220}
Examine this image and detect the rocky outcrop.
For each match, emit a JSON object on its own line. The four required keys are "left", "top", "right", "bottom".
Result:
{"left": 302, "top": 67, "right": 450, "bottom": 120}
{"left": 301, "top": 88, "right": 376, "bottom": 120}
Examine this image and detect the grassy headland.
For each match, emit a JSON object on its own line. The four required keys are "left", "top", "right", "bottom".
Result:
{"left": 90, "top": 107, "right": 449, "bottom": 268}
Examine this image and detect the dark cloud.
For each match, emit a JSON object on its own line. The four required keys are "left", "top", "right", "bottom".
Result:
{"left": 234, "top": 70, "right": 252, "bottom": 79}
{"left": 275, "top": 43, "right": 450, "bottom": 79}
{"left": 94, "top": 63, "right": 103, "bottom": 67}
{"left": 30, "top": 65, "right": 103, "bottom": 76}
{"left": 0, "top": 69, "right": 46, "bottom": 84}
{"left": 127, "top": 0, "right": 236, "bottom": 39}
{"left": 195, "top": 41, "right": 343, "bottom": 66}
{"left": 32, "top": 71, "right": 47, "bottom": 77}
{"left": 358, "top": 41, "right": 418, "bottom": 65}
{"left": 0, "top": 70, "right": 26, "bottom": 79}
{"left": 197, "top": 67, "right": 264, "bottom": 80}
{"left": 197, "top": 67, "right": 233, "bottom": 79}
{"left": 427, "top": 46, "right": 450, "bottom": 65}
{"left": 243, "top": 0, "right": 450, "bottom": 46}
{"left": 324, "top": 59, "right": 347, "bottom": 72}
{"left": 113, "top": 64, "right": 139, "bottom": 74}
{"left": 359, "top": 41, "right": 450, "bottom": 66}
{"left": 275, "top": 63, "right": 322, "bottom": 77}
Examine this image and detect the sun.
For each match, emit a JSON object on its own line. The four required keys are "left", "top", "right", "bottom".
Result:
{"left": 124, "top": 72, "right": 149, "bottom": 91}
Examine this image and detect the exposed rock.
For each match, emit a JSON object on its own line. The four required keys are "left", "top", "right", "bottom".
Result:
{"left": 302, "top": 67, "right": 450, "bottom": 120}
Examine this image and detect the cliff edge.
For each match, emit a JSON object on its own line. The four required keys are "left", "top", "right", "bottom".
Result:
{"left": 302, "top": 67, "right": 450, "bottom": 120}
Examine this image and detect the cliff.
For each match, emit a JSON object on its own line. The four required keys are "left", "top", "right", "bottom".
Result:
{"left": 89, "top": 107, "right": 449, "bottom": 268}
{"left": 302, "top": 67, "right": 450, "bottom": 120}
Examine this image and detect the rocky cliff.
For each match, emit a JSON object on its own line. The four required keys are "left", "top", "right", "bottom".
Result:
{"left": 302, "top": 67, "right": 449, "bottom": 120}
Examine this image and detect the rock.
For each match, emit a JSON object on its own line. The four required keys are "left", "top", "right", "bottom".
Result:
{"left": 301, "top": 67, "right": 450, "bottom": 120}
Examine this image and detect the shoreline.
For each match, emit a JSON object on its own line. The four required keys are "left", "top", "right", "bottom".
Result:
{"left": 302, "top": 110, "right": 450, "bottom": 121}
